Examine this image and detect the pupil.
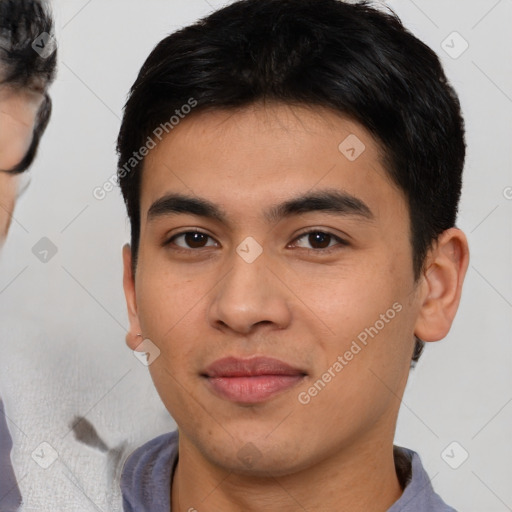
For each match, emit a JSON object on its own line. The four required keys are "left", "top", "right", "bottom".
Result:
{"left": 186, "top": 232, "right": 206, "bottom": 248}
{"left": 309, "top": 232, "right": 330, "bottom": 249}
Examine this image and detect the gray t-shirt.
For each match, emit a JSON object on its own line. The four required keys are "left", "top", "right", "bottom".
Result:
{"left": 0, "top": 399, "right": 22, "bottom": 512}
{"left": 121, "top": 429, "right": 456, "bottom": 512}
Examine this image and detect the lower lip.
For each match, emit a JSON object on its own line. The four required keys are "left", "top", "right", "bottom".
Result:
{"left": 205, "top": 375, "right": 305, "bottom": 404}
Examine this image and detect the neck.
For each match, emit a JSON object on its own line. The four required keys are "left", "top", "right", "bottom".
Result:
{"left": 171, "top": 430, "right": 403, "bottom": 512}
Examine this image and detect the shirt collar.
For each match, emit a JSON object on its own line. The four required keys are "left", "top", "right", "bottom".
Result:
{"left": 120, "top": 431, "right": 455, "bottom": 512}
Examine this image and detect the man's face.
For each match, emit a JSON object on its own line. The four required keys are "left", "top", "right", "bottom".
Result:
{"left": 0, "top": 86, "right": 45, "bottom": 239}
{"left": 125, "top": 103, "right": 426, "bottom": 475}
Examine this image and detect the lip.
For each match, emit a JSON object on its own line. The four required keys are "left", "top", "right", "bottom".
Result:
{"left": 202, "top": 356, "right": 307, "bottom": 404}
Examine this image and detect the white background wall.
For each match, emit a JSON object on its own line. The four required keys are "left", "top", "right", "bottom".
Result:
{"left": 0, "top": 0, "right": 510, "bottom": 510}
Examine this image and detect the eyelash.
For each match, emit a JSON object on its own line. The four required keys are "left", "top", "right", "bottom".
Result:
{"left": 164, "top": 229, "right": 349, "bottom": 255}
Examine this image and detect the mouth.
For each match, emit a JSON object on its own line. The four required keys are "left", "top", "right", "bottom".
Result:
{"left": 201, "top": 356, "right": 308, "bottom": 404}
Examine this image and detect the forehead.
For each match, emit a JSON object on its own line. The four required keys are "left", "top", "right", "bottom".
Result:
{"left": 139, "top": 102, "right": 403, "bottom": 222}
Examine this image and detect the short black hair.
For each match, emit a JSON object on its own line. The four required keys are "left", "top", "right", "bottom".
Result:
{"left": 116, "top": 0, "right": 466, "bottom": 365}
{"left": 0, "top": 0, "right": 57, "bottom": 173}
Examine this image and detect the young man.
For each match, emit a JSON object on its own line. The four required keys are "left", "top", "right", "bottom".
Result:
{"left": 0, "top": 0, "right": 57, "bottom": 510}
{"left": 117, "top": 0, "right": 469, "bottom": 510}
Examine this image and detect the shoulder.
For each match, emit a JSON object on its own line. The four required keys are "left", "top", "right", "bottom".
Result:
{"left": 0, "top": 398, "right": 22, "bottom": 511}
{"left": 389, "top": 446, "right": 457, "bottom": 512}
{"left": 120, "top": 430, "right": 179, "bottom": 512}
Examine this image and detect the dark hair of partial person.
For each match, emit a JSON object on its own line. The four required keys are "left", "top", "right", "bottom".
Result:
{"left": 0, "top": 0, "right": 57, "bottom": 173}
{"left": 116, "top": 0, "right": 466, "bottom": 365}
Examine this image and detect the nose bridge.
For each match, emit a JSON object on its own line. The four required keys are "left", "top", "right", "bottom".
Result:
{"left": 209, "top": 238, "right": 290, "bottom": 333}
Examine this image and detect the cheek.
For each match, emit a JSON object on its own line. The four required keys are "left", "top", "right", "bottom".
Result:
{"left": 0, "top": 114, "right": 34, "bottom": 171}
{"left": 301, "top": 265, "right": 413, "bottom": 386}
{"left": 136, "top": 262, "right": 205, "bottom": 337}
{"left": 299, "top": 306, "right": 413, "bottom": 439}
{"left": 0, "top": 175, "right": 19, "bottom": 238}
{"left": 291, "top": 258, "right": 401, "bottom": 331}
{"left": 147, "top": 362, "right": 200, "bottom": 432}
{"left": 136, "top": 265, "right": 211, "bottom": 393}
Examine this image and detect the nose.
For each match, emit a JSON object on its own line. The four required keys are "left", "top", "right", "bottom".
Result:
{"left": 208, "top": 245, "right": 292, "bottom": 335}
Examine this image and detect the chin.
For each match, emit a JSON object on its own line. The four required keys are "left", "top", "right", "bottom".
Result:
{"left": 194, "top": 429, "right": 308, "bottom": 475}
{"left": 211, "top": 447, "right": 309, "bottom": 478}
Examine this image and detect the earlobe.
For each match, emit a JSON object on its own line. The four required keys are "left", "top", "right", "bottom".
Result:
{"left": 122, "top": 243, "right": 143, "bottom": 350}
{"left": 414, "top": 228, "right": 470, "bottom": 342}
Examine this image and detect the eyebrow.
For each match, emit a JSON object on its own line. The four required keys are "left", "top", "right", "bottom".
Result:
{"left": 147, "top": 189, "right": 374, "bottom": 225}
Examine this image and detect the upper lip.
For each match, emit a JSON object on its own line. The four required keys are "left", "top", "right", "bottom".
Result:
{"left": 203, "top": 356, "right": 307, "bottom": 378}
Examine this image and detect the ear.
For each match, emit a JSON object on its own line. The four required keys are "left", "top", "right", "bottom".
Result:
{"left": 122, "top": 243, "right": 143, "bottom": 350}
{"left": 414, "top": 228, "right": 470, "bottom": 342}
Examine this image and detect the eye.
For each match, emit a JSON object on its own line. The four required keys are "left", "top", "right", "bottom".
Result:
{"left": 290, "top": 230, "right": 348, "bottom": 253}
{"left": 165, "top": 230, "right": 218, "bottom": 251}
{"left": 164, "top": 229, "right": 348, "bottom": 255}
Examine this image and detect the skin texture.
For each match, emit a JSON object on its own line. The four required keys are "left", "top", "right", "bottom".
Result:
{"left": 123, "top": 102, "right": 469, "bottom": 512}
{"left": 0, "top": 86, "right": 44, "bottom": 240}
